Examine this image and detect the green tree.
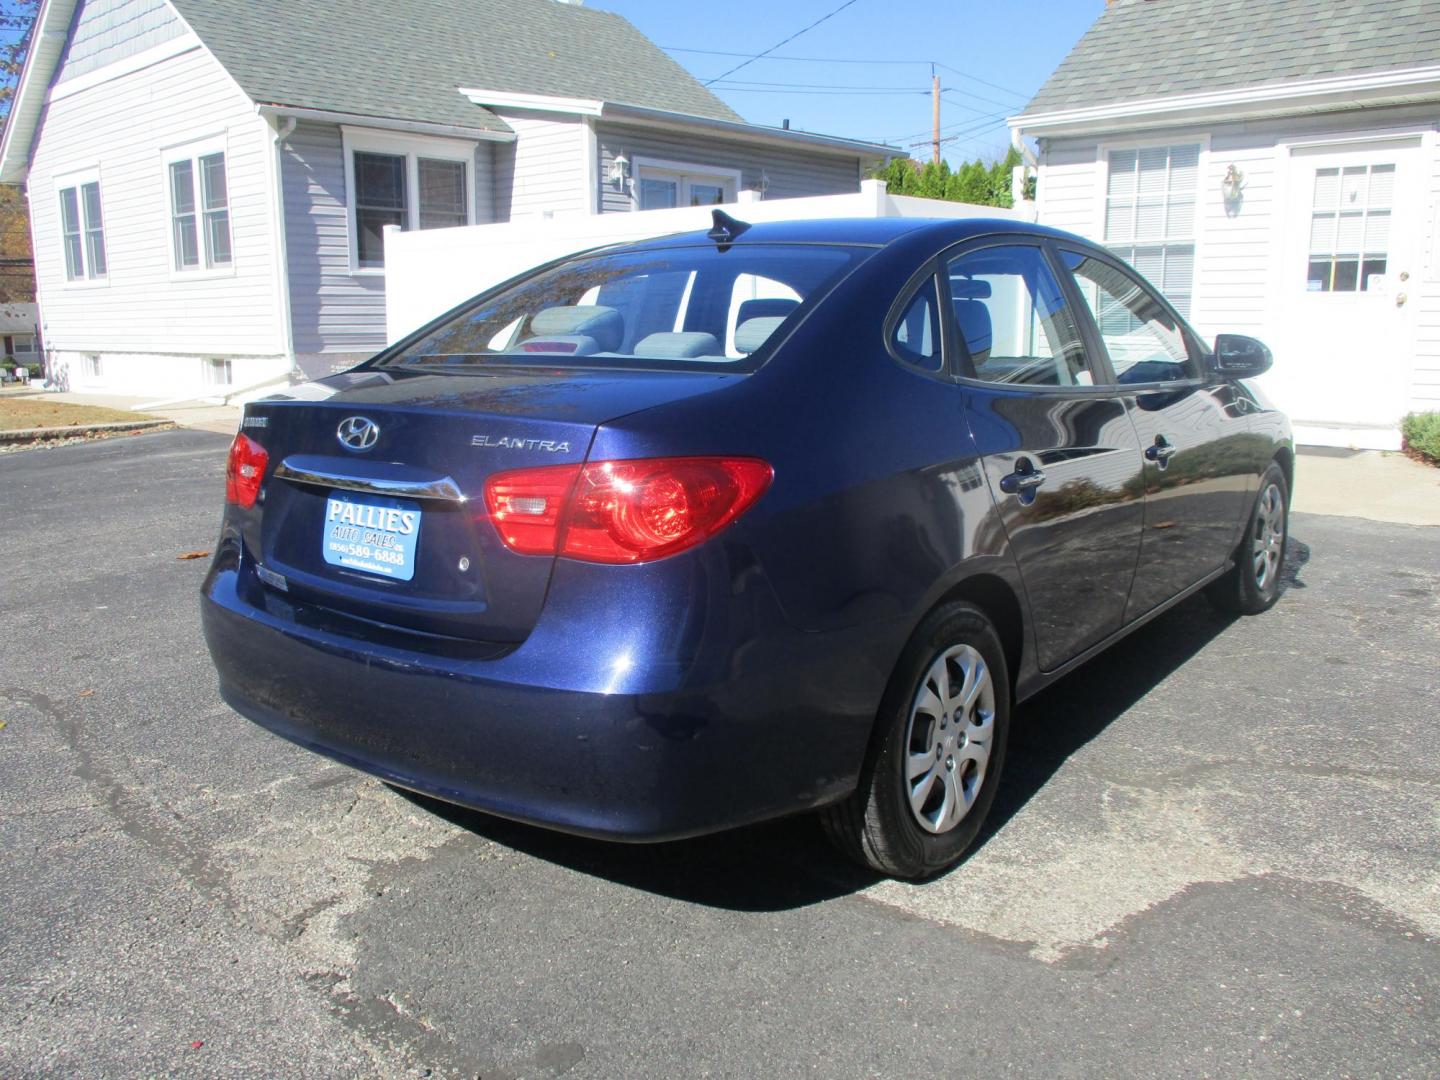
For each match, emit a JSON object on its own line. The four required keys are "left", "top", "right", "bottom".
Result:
{"left": 1, "top": 0, "right": 38, "bottom": 116}
{"left": 871, "top": 145, "right": 1027, "bottom": 209}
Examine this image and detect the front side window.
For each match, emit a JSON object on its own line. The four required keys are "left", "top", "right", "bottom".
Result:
{"left": 1104, "top": 144, "right": 1198, "bottom": 317}
{"left": 169, "top": 150, "right": 232, "bottom": 271}
{"left": 382, "top": 244, "right": 867, "bottom": 371}
{"left": 349, "top": 138, "right": 472, "bottom": 268}
{"left": 946, "top": 245, "right": 1090, "bottom": 387}
{"left": 1063, "top": 250, "right": 1199, "bottom": 385}
{"left": 1306, "top": 163, "right": 1393, "bottom": 292}
{"left": 59, "top": 180, "right": 106, "bottom": 281}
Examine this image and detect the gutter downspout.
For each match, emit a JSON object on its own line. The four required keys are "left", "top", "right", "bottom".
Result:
{"left": 247, "top": 112, "right": 301, "bottom": 403}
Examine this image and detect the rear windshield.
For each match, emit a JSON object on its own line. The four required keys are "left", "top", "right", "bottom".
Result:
{"left": 378, "top": 243, "right": 868, "bottom": 372}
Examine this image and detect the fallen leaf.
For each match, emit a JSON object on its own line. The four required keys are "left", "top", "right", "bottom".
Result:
{"left": 190, "top": 1041, "right": 204, "bottom": 1050}
{"left": 177, "top": 550, "right": 212, "bottom": 561}
{"left": 78, "top": 689, "right": 95, "bottom": 697}
{"left": 0, "top": 720, "right": 7, "bottom": 730}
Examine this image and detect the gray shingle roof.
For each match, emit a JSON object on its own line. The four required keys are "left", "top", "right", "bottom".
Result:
{"left": 170, "top": 0, "right": 743, "bottom": 132}
{"left": 1023, "top": 0, "right": 1440, "bottom": 115}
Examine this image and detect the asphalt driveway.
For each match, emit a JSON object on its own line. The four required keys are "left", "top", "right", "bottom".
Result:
{"left": 2, "top": 428, "right": 1437, "bottom": 1078}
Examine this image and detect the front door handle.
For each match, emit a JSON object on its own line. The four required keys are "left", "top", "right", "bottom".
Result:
{"left": 999, "top": 457, "right": 1047, "bottom": 500}
{"left": 1145, "top": 436, "right": 1177, "bottom": 469}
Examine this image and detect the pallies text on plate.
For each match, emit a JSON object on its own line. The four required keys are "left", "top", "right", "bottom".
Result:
{"left": 326, "top": 501, "right": 418, "bottom": 534}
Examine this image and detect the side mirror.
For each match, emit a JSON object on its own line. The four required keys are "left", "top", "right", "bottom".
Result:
{"left": 1211, "top": 333, "right": 1272, "bottom": 379}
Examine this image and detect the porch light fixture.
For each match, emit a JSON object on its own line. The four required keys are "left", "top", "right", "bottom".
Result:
{"left": 1221, "top": 164, "right": 1245, "bottom": 202}
{"left": 608, "top": 152, "right": 630, "bottom": 186}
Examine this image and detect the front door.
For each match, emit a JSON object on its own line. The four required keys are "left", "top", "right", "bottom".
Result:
{"left": 1272, "top": 139, "right": 1421, "bottom": 440}
{"left": 946, "top": 242, "right": 1146, "bottom": 673}
{"left": 1059, "top": 246, "right": 1256, "bottom": 618}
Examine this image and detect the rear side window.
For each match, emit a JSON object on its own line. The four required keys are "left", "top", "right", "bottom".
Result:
{"left": 946, "top": 245, "right": 1091, "bottom": 387}
{"left": 891, "top": 278, "right": 943, "bottom": 372}
{"left": 1061, "top": 249, "right": 1200, "bottom": 385}
{"left": 382, "top": 244, "right": 866, "bottom": 371}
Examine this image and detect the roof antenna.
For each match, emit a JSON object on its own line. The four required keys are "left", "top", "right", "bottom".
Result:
{"left": 707, "top": 209, "right": 751, "bottom": 251}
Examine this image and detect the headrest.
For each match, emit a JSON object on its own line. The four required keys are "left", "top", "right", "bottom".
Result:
{"left": 633, "top": 332, "right": 722, "bottom": 359}
{"left": 528, "top": 305, "right": 623, "bottom": 352}
{"left": 736, "top": 297, "right": 799, "bottom": 324}
{"left": 734, "top": 316, "right": 787, "bottom": 356}
{"left": 950, "top": 279, "right": 993, "bottom": 300}
{"left": 952, "top": 299, "right": 993, "bottom": 360}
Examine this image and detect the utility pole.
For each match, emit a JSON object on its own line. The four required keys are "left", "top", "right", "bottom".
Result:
{"left": 931, "top": 74, "right": 941, "bottom": 165}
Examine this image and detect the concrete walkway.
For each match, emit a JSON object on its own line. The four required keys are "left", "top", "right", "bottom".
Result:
{"left": 1293, "top": 447, "right": 1440, "bottom": 527}
{"left": 21, "top": 389, "right": 241, "bottom": 436}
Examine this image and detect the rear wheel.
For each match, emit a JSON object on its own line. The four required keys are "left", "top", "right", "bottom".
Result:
{"left": 822, "top": 602, "right": 1010, "bottom": 879}
{"left": 1207, "top": 462, "right": 1289, "bottom": 615}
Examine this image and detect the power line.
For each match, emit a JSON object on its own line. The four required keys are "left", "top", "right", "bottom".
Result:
{"left": 929, "top": 62, "right": 1031, "bottom": 102}
{"left": 713, "top": 78, "right": 930, "bottom": 91}
{"left": 701, "top": 0, "right": 867, "bottom": 86}
{"left": 667, "top": 46, "right": 1031, "bottom": 101}
{"left": 713, "top": 87, "right": 926, "bottom": 96}
{"left": 941, "top": 86, "right": 1027, "bottom": 113}
{"left": 882, "top": 107, "right": 1013, "bottom": 146}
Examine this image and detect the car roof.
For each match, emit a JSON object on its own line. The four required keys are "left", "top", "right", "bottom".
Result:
{"left": 617, "top": 215, "right": 1089, "bottom": 253}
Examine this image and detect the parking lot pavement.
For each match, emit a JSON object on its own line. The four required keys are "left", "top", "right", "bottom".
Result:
{"left": 2, "top": 428, "right": 1437, "bottom": 1078}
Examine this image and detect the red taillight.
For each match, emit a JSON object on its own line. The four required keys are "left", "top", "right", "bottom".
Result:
{"left": 225, "top": 432, "right": 269, "bottom": 509}
{"left": 483, "top": 456, "right": 773, "bottom": 564}
{"left": 484, "top": 462, "right": 582, "bottom": 555}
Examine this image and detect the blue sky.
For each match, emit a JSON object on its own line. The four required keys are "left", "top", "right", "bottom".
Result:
{"left": 601, "top": 0, "right": 1102, "bottom": 164}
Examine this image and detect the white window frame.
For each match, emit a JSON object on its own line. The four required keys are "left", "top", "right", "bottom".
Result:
{"left": 203, "top": 357, "right": 234, "bottom": 387}
{"left": 55, "top": 166, "right": 107, "bottom": 286}
{"left": 1095, "top": 134, "right": 1208, "bottom": 319}
{"left": 341, "top": 127, "right": 477, "bottom": 275}
{"left": 631, "top": 156, "right": 741, "bottom": 212}
{"left": 162, "top": 134, "right": 234, "bottom": 278}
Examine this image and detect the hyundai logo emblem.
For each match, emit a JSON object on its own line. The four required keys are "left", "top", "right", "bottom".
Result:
{"left": 336, "top": 415, "right": 380, "bottom": 452}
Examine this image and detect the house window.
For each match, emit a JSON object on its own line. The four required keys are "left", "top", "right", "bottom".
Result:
{"left": 204, "top": 358, "right": 233, "bottom": 387}
{"left": 1103, "top": 144, "right": 1199, "bottom": 317}
{"left": 1306, "top": 164, "right": 1393, "bottom": 292}
{"left": 11, "top": 333, "right": 35, "bottom": 355}
{"left": 344, "top": 129, "right": 475, "bottom": 269}
{"left": 83, "top": 354, "right": 102, "bottom": 379}
{"left": 168, "top": 146, "right": 232, "bottom": 271}
{"left": 634, "top": 160, "right": 739, "bottom": 211}
{"left": 59, "top": 177, "right": 107, "bottom": 281}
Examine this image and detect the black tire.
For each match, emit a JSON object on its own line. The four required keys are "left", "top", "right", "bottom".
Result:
{"left": 822, "top": 601, "right": 1011, "bottom": 879}
{"left": 1206, "top": 461, "right": 1289, "bottom": 616}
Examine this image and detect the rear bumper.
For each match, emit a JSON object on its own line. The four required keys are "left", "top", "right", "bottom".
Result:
{"left": 201, "top": 563, "right": 886, "bottom": 841}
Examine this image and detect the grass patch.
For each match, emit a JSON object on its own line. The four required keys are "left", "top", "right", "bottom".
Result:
{"left": 0, "top": 396, "right": 161, "bottom": 432}
{"left": 1402, "top": 411, "right": 1440, "bottom": 467}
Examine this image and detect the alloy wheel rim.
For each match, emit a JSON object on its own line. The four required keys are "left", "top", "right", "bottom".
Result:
{"left": 1252, "top": 482, "right": 1284, "bottom": 590}
{"left": 903, "top": 644, "right": 996, "bottom": 835}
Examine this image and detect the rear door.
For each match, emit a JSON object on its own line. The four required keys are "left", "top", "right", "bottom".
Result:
{"left": 946, "top": 241, "right": 1145, "bottom": 673}
{"left": 1058, "top": 247, "right": 1257, "bottom": 619}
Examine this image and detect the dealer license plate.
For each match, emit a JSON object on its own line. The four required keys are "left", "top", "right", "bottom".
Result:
{"left": 322, "top": 494, "right": 421, "bottom": 581}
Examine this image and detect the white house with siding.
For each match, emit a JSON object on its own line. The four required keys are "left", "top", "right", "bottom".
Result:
{"left": 1010, "top": 0, "right": 1440, "bottom": 450}
{"left": 0, "top": 0, "right": 893, "bottom": 400}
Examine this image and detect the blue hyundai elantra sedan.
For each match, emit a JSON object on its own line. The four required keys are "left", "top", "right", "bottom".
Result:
{"left": 202, "top": 214, "right": 1292, "bottom": 879}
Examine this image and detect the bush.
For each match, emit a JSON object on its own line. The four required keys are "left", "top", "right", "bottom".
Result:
{"left": 1402, "top": 411, "right": 1440, "bottom": 465}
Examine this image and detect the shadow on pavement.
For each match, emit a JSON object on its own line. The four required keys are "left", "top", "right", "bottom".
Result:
{"left": 400, "top": 534, "right": 1311, "bottom": 912}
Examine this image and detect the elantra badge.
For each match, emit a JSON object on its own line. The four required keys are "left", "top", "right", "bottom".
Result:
{"left": 337, "top": 415, "right": 380, "bottom": 452}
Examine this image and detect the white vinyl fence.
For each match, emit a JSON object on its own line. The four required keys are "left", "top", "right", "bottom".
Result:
{"left": 383, "top": 180, "right": 1035, "bottom": 343}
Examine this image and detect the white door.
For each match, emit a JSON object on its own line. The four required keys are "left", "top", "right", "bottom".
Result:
{"left": 1271, "top": 139, "right": 1420, "bottom": 444}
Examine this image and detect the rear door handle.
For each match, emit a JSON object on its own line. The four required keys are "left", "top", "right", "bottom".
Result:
{"left": 999, "top": 458, "right": 1047, "bottom": 498}
{"left": 1145, "top": 436, "right": 1177, "bottom": 468}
